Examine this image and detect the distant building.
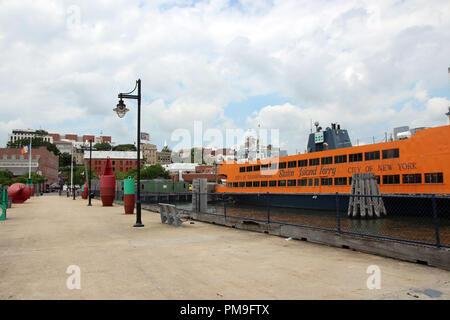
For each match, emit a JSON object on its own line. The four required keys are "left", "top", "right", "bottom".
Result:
{"left": 84, "top": 151, "right": 143, "bottom": 176}
{"left": 141, "top": 143, "right": 158, "bottom": 165}
{"left": 157, "top": 151, "right": 172, "bottom": 165}
{"left": 8, "top": 129, "right": 53, "bottom": 144}
{"left": 167, "top": 164, "right": 217, "bottom": 183}
{"left": 0, "top": 147, "right": 59, "bottom": 184}
{"left": 48, "top": 132, "right": 112, "bottom": 144}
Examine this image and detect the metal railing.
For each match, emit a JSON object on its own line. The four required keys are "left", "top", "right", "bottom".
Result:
{"left": 86, "top": 189, "right": 449, "bottom": 248}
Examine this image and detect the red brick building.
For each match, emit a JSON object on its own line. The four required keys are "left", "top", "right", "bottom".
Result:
{"left": 84, "top": 151, "right": 143, "bottom": 176}
{"left": 169, "top": 165, "right": 217, "bottom": 183}
{"left": 83, "top": 135, "right": 95, "bottom": 143}
{"left": 0, "top": 147, "right": 59, "bottom": 184}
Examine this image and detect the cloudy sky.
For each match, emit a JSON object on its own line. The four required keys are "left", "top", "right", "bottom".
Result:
{"left": 1, "top": 0, "right": 449, "bottom": 154}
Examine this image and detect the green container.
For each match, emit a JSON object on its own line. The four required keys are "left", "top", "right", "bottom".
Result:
{"left": 124, "top": 177, "right": 135, "bottom": 195}
{"left": 1, "top": 187, "right": 7, "bottom": 220}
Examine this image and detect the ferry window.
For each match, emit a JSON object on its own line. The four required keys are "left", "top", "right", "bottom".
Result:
{"left": 239, "top": 167, "right": 245, "bottom": 173}
{"left": 349, "top": 177, "right": 352, "bottom": 185}
{"left": 261, "top": 181, "right": 268, "bottom": 187}
{"left": 278, "top": 180, "right": 287, "bottom": 187}
{"left": 402, "top": 174, "right": 422, "bottom": 184}
{"left": 321, "top": 157, "right": 333, "bottom": 165}
{"left": 270, "top": 163, "right": 278, "bottom": 170}
{"left": 383, "top": 175, "right": 400, "bottom": 184}
{"left": 314, "top": 178, "right": 319, "bottom": 186}
{"left": 246, "top": 166, "right": 253, "bottom": 172}
{"left": 239, "top": 182, "right": 245, "bottom": 187}
{"left": 335, "top": 155, "right": 347, "bottom": 164}
{"left": 279, "top": 162, "right": 287, "bottom": 169}
{"left": 349, "top": 153, "right": 363, "bottom": 162}
{"left": 308, "top": 179, "right": 313, "bottom": 186}
{"left": 334, "top": 177, "right": 347, "bottom": 185}
{"left": 321, "top": 178, "right": 332, "bottom": 186}
{"left": 425, "top": 172, "right": 443, "bottom": 184}
{"left": 233, "top": 182, "right": 238, "bottom": 187}
{"left": 254, "top": 165, "right": 260, "bottom": 171}
{"left": 309, "top": 158, "right": 320, "bottom": 166}
{"left": 288, "top": 161, "right": 297, "bottom": 168}
{"left": 269, "top": 180, "right": 277, "bottom": 187}
{"left": 246, "top": 181, "right": 252, "bottom": 187}
{"left": 298, "top": 159, "right": 308, "bottom": 167}
{"left": 365, "top": 151, "right": 380, "bottom": 161}
{"left": 382, "top": 148, "right": 399, "bottom": 159}
{"left": 227, "top": 183, "right": 232, "bottom": 188}
{"left": 375, "top": 175, "right": 380, "bottom": 184}
{"left": 253, "top": 181, "right": 260, "bottom": 187}
{"left": 261, "top": 164, "right": 269, "bottom": 170}
{"left": 287, "top": 179, "right": 296, "bottom": 187}
{"left": 298, "top": 178, "right": 308, "bottom": 186}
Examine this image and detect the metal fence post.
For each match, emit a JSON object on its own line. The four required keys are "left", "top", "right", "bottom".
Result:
{"left": 223, "top": 194, "right": 227, "bottom": 219}
{"left": 267, "top": 199, "right": 271, "bottom": 224}
{"left": 336, "top": 192, "right": 341, "bottom": 234}
{"left": 431, "top": 195, "right": 441, "bottom": 248}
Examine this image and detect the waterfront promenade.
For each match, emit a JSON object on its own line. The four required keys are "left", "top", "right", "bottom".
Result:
{"left": 0, "top": 194, "right": 449, "bottom": 300}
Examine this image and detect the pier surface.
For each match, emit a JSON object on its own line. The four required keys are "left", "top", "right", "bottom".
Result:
{"left": 0, "top": 195, "right": 449, "bottom": 300}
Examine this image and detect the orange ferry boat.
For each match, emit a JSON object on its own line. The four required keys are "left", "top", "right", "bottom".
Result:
{"left": 216, "top": 120, "right": 450, "bottom": 212}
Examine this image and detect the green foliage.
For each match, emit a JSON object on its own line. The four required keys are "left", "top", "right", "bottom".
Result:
{"left": 161, "top": 145, "right": 172, "bottom": 153}
{"left": 114, "top": 170, "right": 130, "bottom": 180}
{"left": 0, "top": 170, "right": 46, "bottom": 187}
{"left": 113, "top": 165, "right": 169, "bottom": 181}
{"left": 141, "top": 164, "right": 170, "bottom": 180}
{"left": 0, "top": 170, "right": 14, "bottom": 186}
{"left": 93, "top": 142, "right": 112, "bottom": 151}
{"left": 59, "top": 165, "right": 97, "bottom": 186}
{"left": 6, "top": 137, "right": 60, "bottom": 156}
{"left": 113, "top": 144, "right": 136, "bottom": 151}
{"left": 35, "top": 129, "right": 48, "bottom": 136}
{"left": 58, "top": 152, "right": 73, "bottom": 167}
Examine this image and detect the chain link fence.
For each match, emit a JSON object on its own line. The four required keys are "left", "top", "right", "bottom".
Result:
{"left": 86, "top": 187, "right": 449, "bottom": 248}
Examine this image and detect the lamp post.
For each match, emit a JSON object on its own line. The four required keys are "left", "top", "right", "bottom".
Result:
{"left": 88, "top": 139, "right": 93, "bottom": 206}
{"left": 114, "top": 79, "right": 144, "bottom": 227}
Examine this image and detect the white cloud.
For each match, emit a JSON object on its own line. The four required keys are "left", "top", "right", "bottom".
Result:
{"left": 0, "top": 0, "right": 449, "bottom": 151}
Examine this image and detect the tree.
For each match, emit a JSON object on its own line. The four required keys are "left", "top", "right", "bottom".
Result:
{"left": 7, "top": 137, "right": 60, "bottom": 156}
{"left": 113, "top": 165, "right": 169, "bottom": 180}
{"left": 112, "top": 144, "right": 136, "bottom": 151}
{"left": 161, "top": 145, "right": 171, "bottom": 153}
{"left": 59, "top": 152, "right": 72, "bottom": 167}
{"left": 0, "top": 170, "right": 14, "bottom": 186}
{"left": 141, "top": 164, "right": 170, "bottom": 180}
{"left": 93, "top": 142, "right": 112, "bottom": 151}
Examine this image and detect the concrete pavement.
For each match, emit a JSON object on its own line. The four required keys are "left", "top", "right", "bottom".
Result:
{"left": 0, "top": 194, "right": 449, "bottom": 299}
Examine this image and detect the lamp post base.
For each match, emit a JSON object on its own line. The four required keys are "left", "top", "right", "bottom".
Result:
{"left": 133, "top": 223, "right": 144, "bottom": 228}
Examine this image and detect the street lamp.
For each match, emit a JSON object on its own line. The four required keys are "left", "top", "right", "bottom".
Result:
{"left": 114, "top": 79, "right": 144, "bottom": 227}
{"left": 88, "top": 139, "right": 93, "bottom": 206}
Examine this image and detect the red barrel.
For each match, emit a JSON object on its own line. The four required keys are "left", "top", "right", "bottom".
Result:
{"left": 7, "top": 183, "right": 27, "bottom": 204}
{"left": 23, "top": 185, "right": 31, "bottom": 200}
{"left": 124, "top": 194, "right": 135, "bottom": 214}
{"left": 81, "top": 183, "right": 88, "bottom": 199}
{"left": 100, "top": 158, "right": 116, "bottom": 207}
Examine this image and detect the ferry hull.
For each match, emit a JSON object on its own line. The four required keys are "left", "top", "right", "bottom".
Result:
{"left": 225, "top": 193, "right": 450, "bottom": 218}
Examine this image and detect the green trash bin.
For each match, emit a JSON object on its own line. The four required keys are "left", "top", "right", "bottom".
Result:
{"left": 123, "top": 177, "right": 135, "bottom": 214}
{"left": 1, "top": 187, "right": 7, "bottom": 220}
